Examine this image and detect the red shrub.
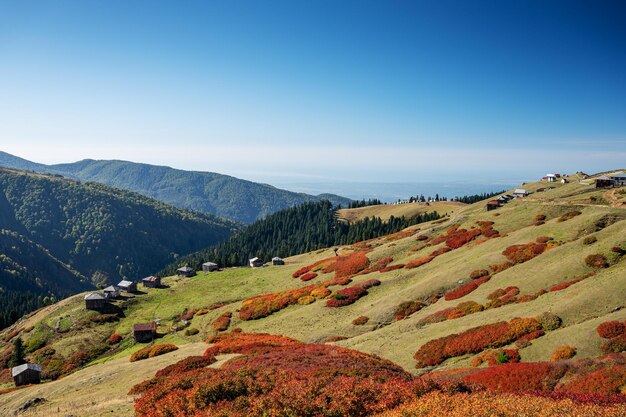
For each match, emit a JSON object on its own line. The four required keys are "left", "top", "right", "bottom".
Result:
{"left": 490, "top": 261, "right": 513, "bottom": 274}
{"left": 358, "top": 278, "right": 381, "bottom": 289}
{"left": 326, "top": 286, "right": 368, "bottom": 307}
{"left": 549, "top": 278, "right": 583, "bottom": 292}
{"left": 107, "top": 333, "right": 123, "bottom": 345}
{"left": 444, "top": 276, "right": 490, "bottom": 301}
{"left": 405, "top": 256, "right": 435, "bottom": 269}
{"left": 502, "top": 242, "right": 547, "bottom": 264}
{"left": 536, "top": 236, "right": 551, "bottom": 243}
{"left": 352, "top": 316, "right": 369, "bottom": 325}
{"left": 181, "top": 309, "right": 198, "bottom": 321}
{"left": 430, "top": 246, "right": 452, "bottom": 257}
{"left": 601, "top": 335, "right": 626, "bottom": 354}
{"left": 535, "top": 214, "right": 547, "bottom": 221}
{"left": 379, "top": 264, "right": 405, "bottom": 273}
{"left": 211, "top": 311, "right": 232, "bottom": 331}
{"left": 585, "top": 254, "right": 608, "bottom": 268}
{"left": 292, "top": 256, "right": 337, "bottom": 278}
{"left": 322, "top": 250, "right": 371, "bottom": 278}
{"left": 414, "top": 318, "right": 541, "bottom": 368}
{"left": 300, "top": 272, "right": 318, "bottom": 281}
{"left": 559, "top": 366, "right": 626, "bottom": 396}
{"left": 469, "top": 269, "right": 489, "bottom": 280}
{"left": 464, "top": 362, "right": 567, "bottom": 392}
{"left": 205, "top": 332, "right": 301, "bottom": 357}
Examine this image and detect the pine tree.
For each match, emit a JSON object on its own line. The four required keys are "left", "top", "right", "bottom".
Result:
{"left": 9, "top": 337, "right": 25, "bottom": 367}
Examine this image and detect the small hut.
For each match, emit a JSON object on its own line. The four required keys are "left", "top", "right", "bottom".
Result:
{"left": 486, "top": 200, "right": 500, "bottom": 211}
{"left": 118, "top": 280, "right": 137, "bottom": 293}
{"left": 546, "top": 174, "right": 557, "bottom": 182}
{"left": 249, "top": 257, "right": 263, "bottom": 268}
{"left": 513, "top": 189, "right": 529, "bottom": 198}
{"left": 103, "top": 285, "right": 120, "bottom": 299}
{"left": 133, "top": 322, "right": 157, "bottom": 343}
{"left": 176, "top": 266, "right": 196, "bottom": 277}
{"left": 12, "top": 363, "right": 42, "bottom": 386}
{"left": 611, "top": 175, "right": 626, "bottom": 186}
{"left": 84, "top": 293, "right": 106, "bottom": 311}
{"left": 272, "top": 257, "right": 285, "bottom": 266}
{"left": 595, "top": 176, "right": 615, "bottom": 188}
{"left": 202, "top": 262, "right": 219, "bottom": 272}
{"left": 142, "top": 276, "right": 161, "bottom": 288}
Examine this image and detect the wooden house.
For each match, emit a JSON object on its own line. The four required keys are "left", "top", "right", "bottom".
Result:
{"left": 595, "top": 176, "right": 615, "bottom": 188}
{"left": 103, "top": 285, "right": 120, "bottom": 299}
{"left": 202, "top": 262, "right": 219, "bottom": 272}
{"left": 546, "top": 174, "right": 557, "bottom": 182}
{"left": 272, "top": 257, "right": 285, "bottom": 266}
{"left": 84, "top": 293, "right": 106, "bottom": 311}
{"left": 133, "top": 322, "right": 157, "bottom": 343}
{"left": 176, "top": 266, "right": 195, "bottom": 277}
{"left": 142, "top": 276, "right": 161, "bottom": 288}
{"left": 117, "top": 280, "right": 137, "bottom": 293}
{"left": 12, "top": 363, "right": 42, "bottom": 386}
{"left": 611, "top": 175, "right": 626, "bottom": 187}
{"left": 486, "top": 200, "right": 500, "bottom": 211}
{"left": 514, "top": 189, "right": 529, "bottom": 198}
{"left": 249, "top": 257, "right": 263, "bottom": 268}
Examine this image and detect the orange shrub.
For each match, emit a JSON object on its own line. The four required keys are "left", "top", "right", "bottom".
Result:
{"left": 239, "top": 285, "right": 318, "bottom": 320}
{"left": 211, "top": 311, "right": 232, "bottom": 331}
{"left": 326, "top": 285, "right": 368, "bottom": 307}
{"left": 322, "top": 249, "right": 371, "bottom": 278}
{"left": 502, "top": 242, "right": 547, "bottom": 264}
{"left": 551, "top": 345, "right": 577, "bottom": 361}
{"left": 130, "top": 344, "right": 179, "bottom": 362}
{"left": 352, "top": 316, "right": 369, "bottom": 325}
{"left": 311, "top": 287, "right": 331, "bottom": 298}
{"left": 405, "top": 256, "right": 435, "bottom": 269}
{"left": 444, "top": 276, "right": 490, "bottom": 301}
{"left": 379, "top": 264, "right": 405, "bottom": 273}
{"left": 300, "top": 272, "right": 318, "bottom": 281}
{"left": 107, "top": 333, "right": 123, "bottom": 345}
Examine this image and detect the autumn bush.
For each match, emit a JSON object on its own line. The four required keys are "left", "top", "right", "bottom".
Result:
{"left": 558, "top": 210, "right": 582, "bottom": 222}
{"left": 311, "top": 287, "right": 331, "bottom": 298}
{"left": 297, "top": 295, "right": 315, "bottom": 305}
{"left": 395, "top": 301, "right": 426, "bottom": 321}
{"left": 326, "top": 285, "right": 368, "bottom": 307}
{"left": 379, "top": 264, "right": 405, "bottom": 273}
{"left": 300, "top": 272, "right": 318, "bottom": 281}
{"left": 596, "top": 321, "right": 625, "bottom": 339}
{"left": 536, "top": 235, "right": 551, "bottom": 244}
{"left": 211, "top": 311, "right": 232, "bottom": 331}
{"left": 490, "top": 261, "right": 513, "bottom": 274}
{"left": 359, "top": 278, "right": 381, "bottom": 289}
{"left": 205, "top": 332, "right": 301, "bottom": 357}
{"left": 414, "top": 318, "right": 542, "bottom": 368}
{"left": 535, "top": 214, "right": 547, "bottom": 221}
{"left": 549, "top": 278, "right": 583, "bottom": 292}
{"left": 107, "top": 333, "right": 123, "bottom": 344}
{"left": 430, "top": 246, "right": 452, "bottom": 257}
{"left": 352, "top": 316, "right": 369, "bottom": 325}
{"left": 551, "top": 345, "right": 577, "bottom": 361}
{"left": 291, "top": 256, "right": 336, "bottom": 278}
{"left": 130, "top": 344, "right": 179, "bottom": 362}
{"left": 444, "top": 276, "right": 490, "bottom": 301}
{"left": 405, "top": 256, "right": 435, "bottom": 269}
{"left": 583, "top": 236, "right": 598, "bottom": 245}
{"left": 502, "top": 242, "right": 547, "bottom": 264}
{"left": 585, "top": 254, "right": 608, "bottom": 268}
{"left": 601, "top": 335, "right": 626, "bottom": 354}
{"left": 537, "top": 312, "right": 562, "bottom": 331}
{"left": 322, "top": 249, "right": 371, "bottom": 278}
{"left": 469, "top": 269, "right": 489, "bottom": 280}
{"left": 239, "top": 285, "right": 318, "bottom": 320}
{"left": 464, "top": 362, "right": 568, "bottom": 392}
{"left": 611, "top": 246, "right": 625, "bottom": 255}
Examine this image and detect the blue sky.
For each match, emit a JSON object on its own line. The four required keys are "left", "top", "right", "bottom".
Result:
{"left": 1, "top": 1, "right": 625, "bottom": 183}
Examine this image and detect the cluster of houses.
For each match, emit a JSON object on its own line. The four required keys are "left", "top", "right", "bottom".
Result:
{"left": 485, "top": 189, "right": 530, "bottom": 211}
{"left": 542, "top": 173, "right": 569, "bottom": 184}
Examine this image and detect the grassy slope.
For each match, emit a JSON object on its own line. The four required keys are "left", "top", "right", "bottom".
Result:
{"left": 1, "top": 172, "right": 625, "bottom": 415}
{"left": 337, "top": 201, "right": 463, "bottom": 223}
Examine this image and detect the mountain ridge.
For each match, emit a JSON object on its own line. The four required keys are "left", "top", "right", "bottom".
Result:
{"left": 0, "top": 151, "right": 351, "bottom": 223}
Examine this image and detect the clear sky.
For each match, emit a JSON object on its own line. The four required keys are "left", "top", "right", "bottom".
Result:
{"left": 1, "top": 1, "right": 625, "bottom": 183}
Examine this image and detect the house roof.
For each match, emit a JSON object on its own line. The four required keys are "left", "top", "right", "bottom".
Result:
{"left": 103, "top": 285, "right": 118, "bottom": 292}
{"left": 133, "top": 322, "right": 157, "bottom": 332}
{"left": 514, "top": 189, "right": 527, "bottom": 194}
{"left": 177, "top": 266, "right": 194, "bottom": 272}
{"left": 202, "top": 262, "right": 218, "bottom": 266}
{"left": 487, "top": 200, "right": 500, "bottom": 205}
{"left": 272, "top": 257, "right": 283, "bottom": 260}
{"left": 118, "top": 280, "right": 134, "bottom": 287}
{"left": 611, "top": 175, "right": 626, "bottom": 179}
{"left": 143, "top": 276, "right": 159, "bottom": 282}
{"left": 249, "top": 257, "right": 260, "bottom": 262}
{"left": 596, "top": 176, "right": 612, "bottom": 181}
{"left": 546, "top": 174, "right": 556, "bottom": 177}
{"left": 84, "top": 293, "right": 105, "bottom": 301}
{"left": 12, "top": 363, "right": 42, "bottom": 377}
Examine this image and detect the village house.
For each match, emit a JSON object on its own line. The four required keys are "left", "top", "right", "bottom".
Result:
{"left": 486, "top": 200, "right": 500, "bottom": 211}
{"left": 103, "top": 285, "right": 120, "bottom": 299}
{"left": 133, "top": 322, "right": 157, "bottom": 343}
{"left": 272, "top": 257, "right": 285, "bottom": 265}
{"left": 595, "top": 176, "right": 615, "bottom": 188}
{"left": 513, "top": 189, "right": 529, "bottom": 198}
{"left": 117, "top": 280, "right": 137, "bottom": 293}
{"left": 142, "top": 275, "right": 161, "bottom": 288}
{"left": 202, "top": 262, "right": 219, "bottom": 272}
{"left": 611, "top": 175, "right": 626, "bottom": 186}
{"left": 546, "top": 174, "right": 557, "bottom": 182}
{"left": 12, "top": 363, "right": 42, "bottom": 386}
{"left": 84, "top": 293, "right": 106, "bottom": 311}
{"left": 249, "top": 257, "right": 263, "bottom": 268}
{"left": 176, "top": 266, "right": 196, "bottom": 277}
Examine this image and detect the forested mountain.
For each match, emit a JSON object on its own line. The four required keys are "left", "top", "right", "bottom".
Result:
{"left": 0, "top": 151, "right": 351, "bottom": 223}
{"left": 160, "top": 200, "right": 440, "bottom": 274}
{"left": 0, "top": 168, "right": 238, "bottom": 328}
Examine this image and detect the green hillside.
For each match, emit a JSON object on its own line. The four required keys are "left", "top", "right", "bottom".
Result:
{"left": 0, "top": 151, "right": 351, "bottom": 223}
{"left": 0, "top": 168, "right": 237, "bottom": 328}
{"left": 0, "top": 171, "right": 625, "bottom": 416}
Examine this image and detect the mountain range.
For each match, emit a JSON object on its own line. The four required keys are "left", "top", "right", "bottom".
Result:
{"left": 0, "top": 151, "right": 350, "bottom": 224}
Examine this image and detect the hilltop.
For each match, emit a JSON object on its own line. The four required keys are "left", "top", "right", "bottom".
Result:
{"left": 0, "top": 151, "right": 351, "bottom": 223}
{"left": 0, "top": 170, "right": 625, "bottom": 416}
{"left": 0, "top": 168, "right": 237, "bottom": 328}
